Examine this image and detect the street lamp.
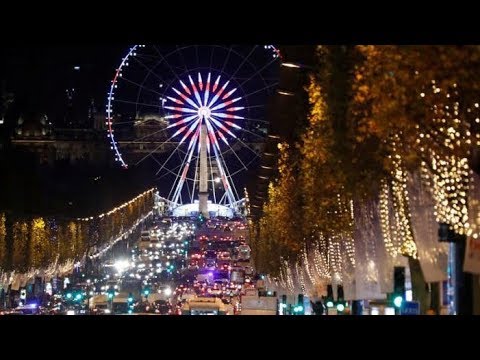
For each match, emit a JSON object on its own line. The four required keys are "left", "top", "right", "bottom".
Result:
{"left": 281, "top": 62, "right": 302, "bottom": 69}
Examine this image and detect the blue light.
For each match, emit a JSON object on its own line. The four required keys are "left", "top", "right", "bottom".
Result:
{"left": 394, "top": 296, "right": 403, "bottom": 308}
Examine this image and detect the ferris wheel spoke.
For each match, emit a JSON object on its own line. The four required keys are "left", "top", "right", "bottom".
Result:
{"left": 174, "top": 135, "right": 198, "bottom": 203}
{"left": 155, "top": 162, "right": 185, "bottom": 180}
{"left": 129, "top": 126, "right": 169, "bottom": 142}
{"left": 207, "top": 119, "right": 248, "bottom": 171}
{"left": 240, "top": 56, "right": 279, "bottom": 87}
{"left": 220, "top": 45, "right": 233, "bottom": 75}
{"left": 134, "top": 131, "right": 182, "bottom": 165}
{"left": 212, "top": 150, "right": 235, "bottom": 204}
{"left": 176, "top": 45, "right": 189, "bottom": 73}
{"left": 120, "top": 75, "right": 164, "bottom": 97}
{"left": 152, "top": 45, "right": 183, "bottom": 84}
{"left": 241, "top": 116, "right": 268, "bottom": 124}
{"left": 242, "top": 82, "right": 279, "bottom": 100}
{"left": 209, "top": 46, "right": 215, "bottom": 71}
{"left": 169, "top": 143, "right": 195, "bottom": 203}
{"left": 231, "top": 45, "right": 258, "bottom": 78}
{"left": 227, "top": 122, "right": 266, "bottom": 140}
{"left": 114, "top": 98, "right": 163, "bottom": 109}
{"left": 213, "top": 144, "right": 241, "bottom": 202}
{"left": 226, "top": 131, "right": 261, "bottom": 158}
{"left": 110, "top": 119, "right": 138, "bottom": 126}
{"left": 130, "top": 54, "right": 165, "bottom": 84}
{"left": 195, "top": 46, "right": 199, "bottom": 70}
{"left": 154, "top": 137, "right": 190, "bottom": 176}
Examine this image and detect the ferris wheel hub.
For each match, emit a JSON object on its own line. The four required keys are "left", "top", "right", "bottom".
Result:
{"left": 198, "top": 106, "right": 211, "bottom": 119}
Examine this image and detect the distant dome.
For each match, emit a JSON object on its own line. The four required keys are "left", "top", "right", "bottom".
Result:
{"left": 16, "top": 112, "right": 51, "bottom": 138}
{"left": 134, "top": 113, "right": 168, "bottom": 127}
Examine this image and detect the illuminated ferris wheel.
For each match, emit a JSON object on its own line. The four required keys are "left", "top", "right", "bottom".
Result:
{"left": 106, "top": 45, "right": 280, "bottom": 215}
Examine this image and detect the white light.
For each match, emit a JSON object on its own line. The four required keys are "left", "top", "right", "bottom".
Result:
{"left": 384, "top": 307, "right": 396, "bottom": 315}
{"left": 281, "top": 62, "right": 301, "bottom": 69}
{"left": 278, "top": 90, "right": 294, "bottom": 96}
{"left": 393, "top": 296, "right": 403, "bottom": 308}
{"left": 214, "top": 177, "right": 221, "bottom": 183}
{"left": 406, "top": 290, "right": 413, "bottom": 302}
{"left": 164, "top": 288, "right": 172, "bottom": 297}
{"left": 74, "top": 66, "right": 80, "bottom": 70}
{"left": 66, "top": 310, "right": 75, "bottom": 315}
{"left": 114, "top": 259, "right": 130, "bottom": 273}
{"left": 370, "top": 307, "right": 379, "bottom": 315}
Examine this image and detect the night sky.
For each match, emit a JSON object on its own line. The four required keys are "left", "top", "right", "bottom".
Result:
{"left": 0, "top": 45, "right": 127, "bottom": 121}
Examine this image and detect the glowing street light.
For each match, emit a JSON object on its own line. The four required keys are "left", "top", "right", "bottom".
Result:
{"left": 281, "top": 62, "right": 301, "bottom": 69}
{"left": 277, "top": 90, "right": 295, "bottom": 96}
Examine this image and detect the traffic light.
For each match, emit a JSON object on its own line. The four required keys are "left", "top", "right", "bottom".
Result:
{"left": 393, "top": 266, "right": 406, "bottom": 309}
{"left": 127, "top": 292, "right": 134, "bottom": 313}
{"left": 294, "top": 294, "right": 304, "bottom": 315}
{"left": 336, "top": 285, "right": 346, "bottom": 313}
{"left": 325, "top": 284, "right": 334, "bottom": 308}
{"left": 337, "top": 285, "right": 344, "bottom": 302}
{"left": 107, "top": 288, "right": 115, "bottom": 300}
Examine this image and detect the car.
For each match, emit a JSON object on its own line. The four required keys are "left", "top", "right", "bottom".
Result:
{"left": 188, "top": 261, "right": 199, "bottom": 270}
{"left": 204, "top": 250, "right": 217, "bottom": 259}
{"left": 205, "top": 260, "right": 216, "bottom": 270}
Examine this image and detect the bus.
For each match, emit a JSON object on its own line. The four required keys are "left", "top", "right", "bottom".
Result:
{"left": 181, "top": 297, "right": 228, "bottom": 315}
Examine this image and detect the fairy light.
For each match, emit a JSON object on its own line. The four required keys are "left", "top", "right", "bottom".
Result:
{"left": 302, "top": 248, "right": 316, "bottom": 285}
{"left": 381, "top": 134, "right": 417, "bottom": 259}
{"left": 344, "top": 199, "right": 356, "bottom": 267}
{"left": 379, "top": 180, "right": 399, "bottom": 258}
{"left": 327, "top": 236, "right": 342, "bottom": 280}
{"left": 312, "top": 238, "right": 331, "bottom": 279}
{"left": 295, "top": 262, "right": 306, "bottom": 293}
{"left": 278, "top": 270, "right": 287, "bottom": 290}
{"left": 76, "top": 188, "right": 154, "bottom": 221}
{"left": 89, "top": 211, "right": 152, "bottom": 260}
{"left": 284, "top": 261, "right": 295, "bottom": 292}
{"left": 0, "top": 213, "right": 6, "bottom": 264}
{"left": 417, "top": 83, "right": 478, "bottom": 237}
